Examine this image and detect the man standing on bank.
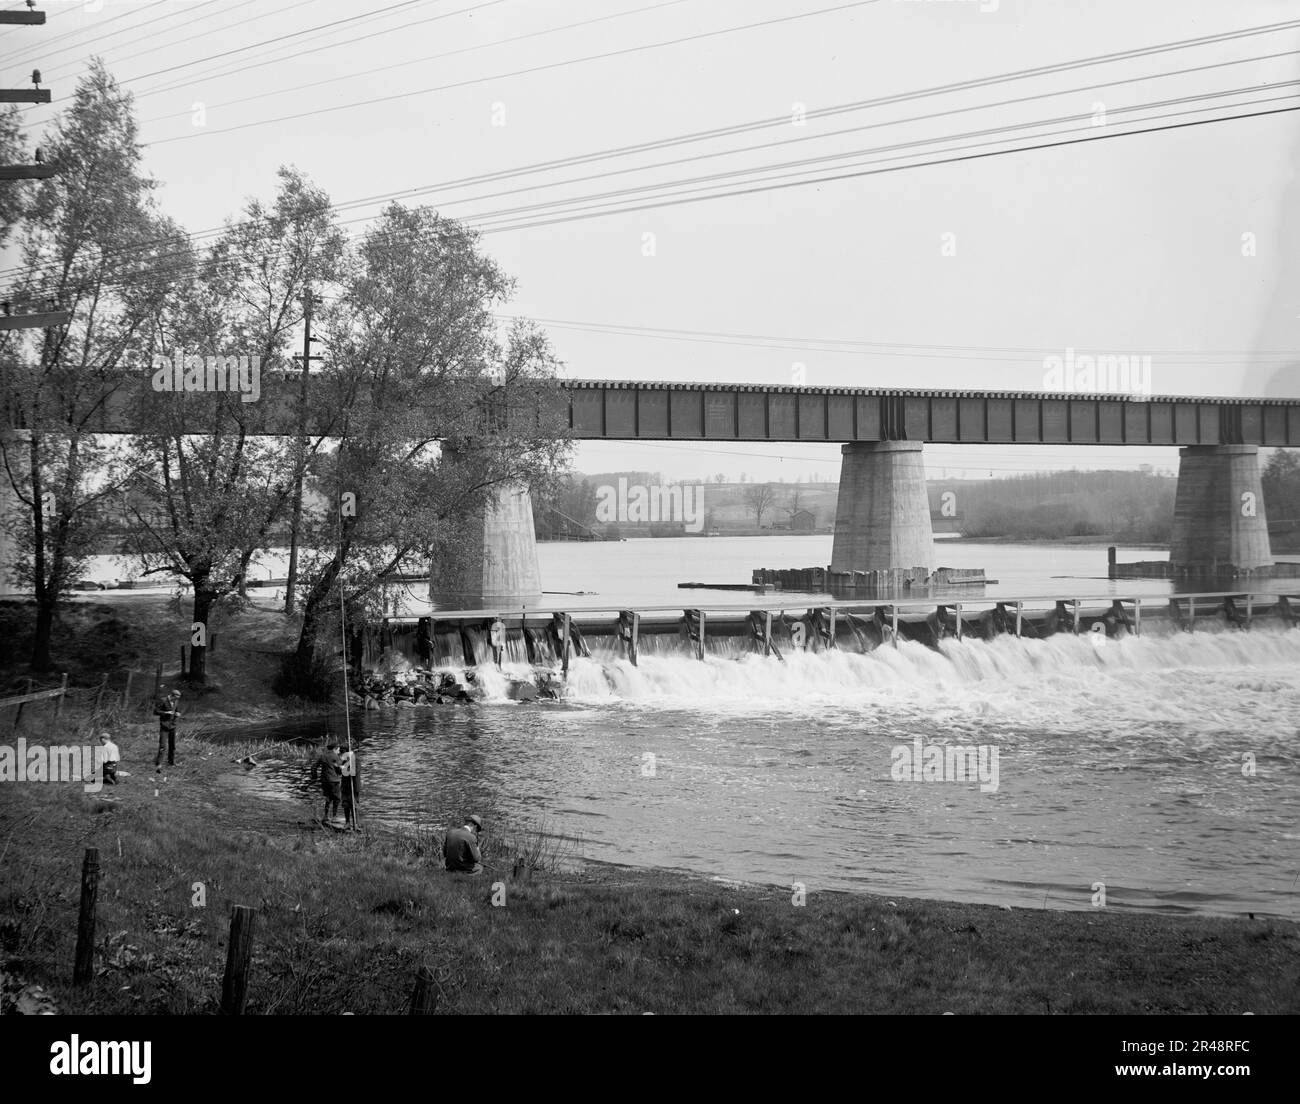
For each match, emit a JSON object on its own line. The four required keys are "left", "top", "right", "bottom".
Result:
{"left": 98, "top": 731, "right": 120, "bottom": 785}
{"left": 311, "top": 740, "right": 344, "bottom": 826}
{"left": 154, "top": 689, "right": 180, "bottom": 769}
{"left": 443, "top": 814, "right": 484, "bottom": 874}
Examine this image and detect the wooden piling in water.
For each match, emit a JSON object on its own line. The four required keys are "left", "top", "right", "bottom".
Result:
{"left": 73, "top": 848, "right": 99, "bottom": 986}
{"left": 561, "top": 614, "right": 571, "bottom": 679}
{"left": 220, "top": 905, "right": 256, "bottom": 1015}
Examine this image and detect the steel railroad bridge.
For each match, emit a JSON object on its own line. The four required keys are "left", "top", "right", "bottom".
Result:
{"left": 3, "top": 376, "right": 1299, "bottom": 603}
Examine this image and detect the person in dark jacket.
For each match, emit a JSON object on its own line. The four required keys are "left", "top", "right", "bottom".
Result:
{"left": 310, "top": 740, "right": 344, "bottom": 826}
{"left": 154, "top": 689, "right": 180, "bottom": 769}
{"left": 443, "top": 814, "right": 484, "bottom": 874}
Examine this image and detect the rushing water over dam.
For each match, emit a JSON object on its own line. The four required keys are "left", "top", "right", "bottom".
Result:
{"left": 236, "top": 598, "right": 1300, "bottom": 919}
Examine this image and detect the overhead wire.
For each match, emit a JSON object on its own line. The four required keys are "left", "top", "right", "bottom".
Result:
{"left": 6, "top": 77, "right": 1295, "bottom": 297}
{"left": 7, "top": 20, "right": 1296, "bottom": 286}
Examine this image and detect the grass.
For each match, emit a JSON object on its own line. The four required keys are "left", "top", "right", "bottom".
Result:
{"left": 0, "top": 592, "right": 325, "bottom": 728}
{"left": 1, "top": 715, "right": 1297, "bottom": 1015}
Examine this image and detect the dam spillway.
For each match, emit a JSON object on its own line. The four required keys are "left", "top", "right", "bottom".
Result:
{"left": 358, "top": 590, "right": 1300, "bottom": 679}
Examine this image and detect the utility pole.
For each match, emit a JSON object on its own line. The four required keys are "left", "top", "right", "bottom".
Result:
{"left": 285, "top": 286, "right": 321, "bottom": 615}
{"left": 1, "top": 7, "right": 66, "bottom": 325}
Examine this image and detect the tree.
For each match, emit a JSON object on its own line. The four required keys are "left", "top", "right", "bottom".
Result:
{"left": 1263, "top": 449, "right": 1300, "bottom": 524}
{"left": 0, "top": 105, "right": 31, "bottom": 246}
{"left": 1, "top": 60, "right": 182, "bottom": 670}
{"left": 123, "top": 167, "right": 346, "bottom": 684}
{"left": 744, "top": 482, "right": 775, "bottom": 528}
{"left": 786, "top": 485, "right": 805, "bottom": 519}
{"left": 280, "top": 205, "right": 571, "bottom": 698}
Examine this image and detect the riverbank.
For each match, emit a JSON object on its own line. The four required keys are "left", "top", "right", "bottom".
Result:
{"left": 0, "top": 593, "right": 326, "bottom": 729}
{"left": 2, "top": 725, "right": 1296, "bottom": 1015}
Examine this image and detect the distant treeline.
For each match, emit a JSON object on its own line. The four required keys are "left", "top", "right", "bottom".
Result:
{"left": 536, "top": 452, "right": 1300, "bottom": 544}
{"left": 929, "top": 470, "right": 1178, "bottom": 542}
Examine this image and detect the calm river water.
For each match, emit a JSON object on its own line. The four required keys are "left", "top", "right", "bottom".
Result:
{"left": 202, "top": 537, "right": 1299, "bottom": 918}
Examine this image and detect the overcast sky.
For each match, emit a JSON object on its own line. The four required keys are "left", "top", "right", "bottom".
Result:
{"left": 7, "top": 0, "right": 1299, "bottom": 481}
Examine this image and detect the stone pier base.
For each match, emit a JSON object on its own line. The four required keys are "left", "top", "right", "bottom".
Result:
{"left": 429, "top": 481, "right": 542, "bottom": 611}
{"left": 831, "top": 441, "right": 935, "bottom": 573}
{"left": 1169, "top": 445, "right": 1273, "bottom": 572}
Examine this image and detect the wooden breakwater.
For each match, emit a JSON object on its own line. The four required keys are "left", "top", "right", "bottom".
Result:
{"left": 362, "top": 590, "right": 1299, "bottom": 676}
{"left": 751, "top": 565, "right": 989, "bottom": 594}
{"left": 1106, "top": 546, "right": 1300, "bottom": 581}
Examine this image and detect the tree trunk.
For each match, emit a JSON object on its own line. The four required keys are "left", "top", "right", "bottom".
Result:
{"left": 31, "top": 597, "right": 55, "bottom": 671}
{"left": 189, "top": 573, "right": 217, "bottom": 684}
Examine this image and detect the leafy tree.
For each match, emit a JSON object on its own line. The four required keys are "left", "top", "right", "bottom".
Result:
{"left": 744, "top": 482, "right": 775, "bottom": 527}
{"left": 0, "top": 105, "right": 31, "bottom": 246}
{"left": 1262, "top": 449, "right": 1300, "bottom": 525}
{"left": 281, "top": 206, "right": 571, "bottom": 697}
{"left": 122, "top": 167, "right": 345, "bottom": 684}
{"left": 1, "top": 60, "right": 182, "bottom": 670}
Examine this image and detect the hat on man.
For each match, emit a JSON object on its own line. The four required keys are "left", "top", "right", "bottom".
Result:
{"left": 467, "top": 814, "right": 483, "bottom": 830}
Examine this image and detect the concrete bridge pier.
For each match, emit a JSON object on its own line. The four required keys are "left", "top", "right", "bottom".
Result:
{"left": 830, "top": 440, "right": 935, "bottom": 573}
{"left": 428, "top": 480, "right": 543, "bottom": 610}
{"left": 1169, "top": 444, "right": 1273, "bottom": 572}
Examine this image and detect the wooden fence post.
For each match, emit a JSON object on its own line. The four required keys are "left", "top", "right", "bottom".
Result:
{"left": 121, "top": 670, "right": 133, "bottom": 710}
{"left": 73, "top": 848, "right": 100, "bottom": 986}
{"left": 54, "top": 672, "right": 68, "bottom": 721}
{"left": 220, "top": 905, "right": 257, "bottom": 1015}
{"left": 408, "top": 964, "right": 437, "bottom": 1014}
{"left": 94, "top": 673, "right": 108, "bottom": 714}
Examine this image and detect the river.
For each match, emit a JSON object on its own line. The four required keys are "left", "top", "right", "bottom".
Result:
{"left": 204, "top": 537, "right": 1300, "bottom": 920}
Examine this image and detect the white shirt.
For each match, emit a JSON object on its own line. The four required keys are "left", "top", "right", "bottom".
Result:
{"left": 100, "top": 740, "right": 120, "bottom": 762}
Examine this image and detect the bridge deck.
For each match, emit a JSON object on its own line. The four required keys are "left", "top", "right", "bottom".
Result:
{"left": 561, "top": 380, "right": 1300, "bottom": 446}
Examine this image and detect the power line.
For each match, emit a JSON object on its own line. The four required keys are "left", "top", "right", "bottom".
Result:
{"left": 22, "top": 0, "right": 256, "bottom": 80}
{"left": 8, "top": 22, "right": 1292, "bottom": 285}
{"left": 117, "top": 0, "right": 496, "bottom": 99}
{"left": 436, "top": 83, "right": 1300, "bottom": 230}
{"left": 133, "top": 0, "right": 675, "bottom": 106}
{"left": 138, "top": 0, "right": 886, "bottom": 147}
{"left": 123, "top": 0, "right": 427, "bottom": 85}
{"left": 0, "top": 0, "right": 162, "bottom": 66}
{"left": 471, "top": 99, "right": 1300, "bottom": 236}
{"left": 6, "top": 69, "right": 1286, "bottom": 296}
{"left": 501, "top": 316, "right": 1300, "bottom": 364}
{"left": 134, "top": 12, "right": 1300, "bottom": 152}
{"left": 8, "top": 90, "right": 1294, "bottom": 302}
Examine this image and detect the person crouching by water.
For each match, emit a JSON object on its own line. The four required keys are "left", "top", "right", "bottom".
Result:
{"left": 154, "top": 689, "right": 181, "bottom": 769}
{"left": 443, "top": 814, "right": 484, "bottom": 874}
{"left": 340, "top": 744, "right": 360, "bottom": 829}
{"left": 311, "top": 739, "right": 344, "bottom": 826}
{"left": 98, "top": 731, "right": 120, "bottom": 785}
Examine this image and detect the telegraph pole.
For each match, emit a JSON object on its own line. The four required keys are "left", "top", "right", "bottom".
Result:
{"left": 1, "top": 6, "right": 66, "bottom": 326}
{"left": 285, "top": 286, "right": 321, "bottom": 615}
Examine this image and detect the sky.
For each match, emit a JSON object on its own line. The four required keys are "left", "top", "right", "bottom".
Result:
{"left": 4, "top": 0, "right": 1299, "bottom": 482}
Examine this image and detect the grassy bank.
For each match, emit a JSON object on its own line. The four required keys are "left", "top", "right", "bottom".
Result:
{"left": 2, "top": 726, "right": 1296, "bottom": 1015}
{"left": 0, "top": 592, "right": 327, "bottom": 729}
